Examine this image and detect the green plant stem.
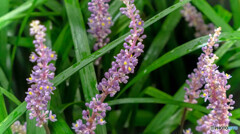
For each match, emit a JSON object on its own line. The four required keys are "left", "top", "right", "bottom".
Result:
{"left": 43, "top": 124, "right": 50, "bottom": 134}
{"left": 179, "top": 108, "right": 187, "bottom": 134}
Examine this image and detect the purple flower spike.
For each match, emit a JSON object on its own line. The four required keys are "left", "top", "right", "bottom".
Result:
{"left": 196, "top": 27, "right": 235, "bottom": 134}
{"left": 25, "top": 20, "right": 57, "bottom": 127}
{"left": 88, "top": 0, "right": 113, "bottom": 64}
{"left": 184, "top": 28, "right": 222, "bottom": 107}
{"left": 183, "top": 27, "right": 235, "bottom": 133}
{"left": 180, "top": 2, "right": 214, "bottom": 37}
{"left": 72, "top": 0, "right": 146, "bottom": 133}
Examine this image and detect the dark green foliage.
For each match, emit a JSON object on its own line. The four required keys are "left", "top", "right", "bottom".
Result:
{"left": 0, "top": 0, "right": 240, "bottom": 134}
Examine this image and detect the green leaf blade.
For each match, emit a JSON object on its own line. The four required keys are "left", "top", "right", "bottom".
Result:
{"left": 64, "top": 0, "right": 106, "bottom": 133}
{"left": 192, "top": 0, "right": 233, "bottom": 32}
{"left": 0, "top": 102, "right": 27, "bottom": 134}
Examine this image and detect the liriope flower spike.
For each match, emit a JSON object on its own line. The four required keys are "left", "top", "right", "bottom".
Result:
{"left": 196, "top": 28, "right": 235, "bottom": 133}
{"left": 11, "top": 121, "right": 27, "bottom": 134}
{"left": 180, "top": 2, "right": 214, "bottom": 37}
{"left": 88, "top": 0, "right": 113, "bottom": 64}
{"left": 184, "top": 28, "right": 222, "bottom": 106}
{"left": 25, "top": 20, "right": 57, "bottom": 127}
{"left": 72, "top": 0, "right": 146, "bottom": 133}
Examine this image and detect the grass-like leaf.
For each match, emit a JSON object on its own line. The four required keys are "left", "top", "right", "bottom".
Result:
{"left": 192, "top": 0, "right": 233, "bottom": 32}
{"left": 0, "top": 67, "right": 9, "bottom": 89}
{"left": 144, "top": 84, "right": 186, "bottom": 133}
{"left": 0, "top": 90, "right": 11, "bottom": 134}
{"left": 0, "top": 1, "right": 11, "bottom": 132}
{"left": 144, "top": 0, "right": 191, "bottom": 28}
{"left": 230, "top": 118, "right": 240, "bottom": 126}
{"left": 144, "top": 87, "right": 173, "bottom": 99}
{"left": 64, "top": 0, "right": 106, "bottom": 133}
{"left": 11, "top": 0, "right": 37, "bottom": 66}
{"left": 231, "top": 108, "right": 240, "bottom": 119}
{"left": 230, "top": 0, "right": 240, "bottom": 29}
{"left": 108, "top": 98, "right": 240, "bottom": 127}
{"left": 0, "top": 102, "right": 27, "bottom": 134}
{"left": 64, "top": 0, "right": 98, "bottom": 101}
{"left": 53, "top": 24, "right": 71, "bottom": 54}
{"left": 118, "top": 31, "right": 240, "bottom": 97}
{"left": 107, "top": 98, "right": 209, "bottom": 113}
{"left": 215, "top": 28, "right": 240, "bottom": 62}
{"left": 57, "top": 101, "right": 84, "bottom": 114}
{"left": 0, "top": 0, "right": 10, "bottom": 81}
{"left": 53, "top": 0, "right": 192, "bottom": 87}
{"left": 9, "top": 37, "right": 33, "bottom": 48}
{"left": 0, "top": 87, "right": 21, "bottom": 106}
{"left": 226, "top": 59, "right": 240, "bottom": 70}
{"left": 216, "top": 40, "right": 237, "bottom": 61}
{"left": 214, "top": 5, "right": 232, "bottom": 23}
{"left": 109, "top": 0, "right": 123, "bottom": 17}
{"left": 49, "top": 116, "right": 74, "bottom": 134}
{"left": 44, "top": 0, "right": 63, "bottom": 14}
{"left": 0, "top": 0, "right": 46, "bottom": 30}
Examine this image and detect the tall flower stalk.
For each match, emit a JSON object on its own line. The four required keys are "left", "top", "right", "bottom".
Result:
{"left": 25, "top": 20, "right": 57, "bottom": 127}
{"left": 179, "top": 3, "right": 216, "bottom": 133}
{"left": 72, "top": 0, "right": 146, "bottom": 133}
{"left": 182, "top": 27, "right": 235, "bottom": 133}
{"left": 196, "top": 28, "right": 235, "bottom": 134}
{"left": 88, "top": 0, "right": 113, "bottom": 64}
{"left": 183, "top": 28, "right": 222, "bottom": 106}
{"left": 180, "top": 2, "right": 214, "bottom": 37}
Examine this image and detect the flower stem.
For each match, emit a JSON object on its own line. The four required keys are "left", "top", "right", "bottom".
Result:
{"left": 44, "top": 124, "right": 51, "bottom": 134}
{"left": 179, "top": 108, "right": 187, "bottom": 134}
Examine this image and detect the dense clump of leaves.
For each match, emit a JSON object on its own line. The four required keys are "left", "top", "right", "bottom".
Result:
{"left": 0, "top": 0, "right": 240, "bottom": 134}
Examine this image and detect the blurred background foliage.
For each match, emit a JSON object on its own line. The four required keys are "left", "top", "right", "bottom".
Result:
{"left": 0, "top": 0, "right": 240, "bottom": 133}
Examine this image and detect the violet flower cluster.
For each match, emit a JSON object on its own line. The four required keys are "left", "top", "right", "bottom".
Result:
{"left": 196, "top": 28, "right": 235, "bottom": 134}
{"left": 88, "top": 0, "right": 113, "bottom": 52}
{"left": 72, "top": 0, "right": 146, "bottom": 133}
{"left": 184, "top": 27, "right": 235, "bottom": 133}
{"left": 184, "top": 28, "right": 222, "bottom": 105}
{"left": 11, "top": 121, "right": 26, "bottom": 134}
{"left": 180, "top": 1, "right": 214, "bottom": 37}
{"left": 25, "top": 20, "right": 57, "bottom": 127}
